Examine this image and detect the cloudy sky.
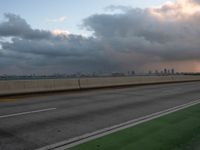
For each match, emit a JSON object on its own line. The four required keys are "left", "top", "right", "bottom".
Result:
{"left": 0, "top": 0, "right": 200, "bottom": 75}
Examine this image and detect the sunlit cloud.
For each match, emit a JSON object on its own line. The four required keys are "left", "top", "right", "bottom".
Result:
{"left": 51, "top": 29, "right": 69, "bottom": 36}
{"left": 47, "top": 16, "right": 67, "bottom": 23}
{"left": 149, "top": 0, "right": 200, "bottom": 21}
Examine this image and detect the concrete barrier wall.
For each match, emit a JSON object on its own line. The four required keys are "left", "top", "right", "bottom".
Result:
{"left": 79, "top": 76, "right": 200, "bottom": 89}
{"left": 0, "top": 79, "right": 79, "bottom": 95}
{"left": 0, "top": 75, "right": 200, "bottom": 96}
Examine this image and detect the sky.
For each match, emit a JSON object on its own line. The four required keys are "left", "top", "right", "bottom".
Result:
{"left": 0, "top": 0, "right": 171, "bottom": 35}
{"left": 1, "top": 0, "right": 200, "bottom": 75}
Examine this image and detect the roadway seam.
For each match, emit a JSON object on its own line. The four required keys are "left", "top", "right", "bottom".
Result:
{"left": 36, "top": 99, "right": 200, "bottom": 150}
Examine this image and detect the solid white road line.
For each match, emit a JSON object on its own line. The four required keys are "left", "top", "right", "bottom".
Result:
{"left": 36, "top": 99, "right": 200, "bottom": 150}
{"left": 0, "top": 108, "right": 57, "bottom": 119}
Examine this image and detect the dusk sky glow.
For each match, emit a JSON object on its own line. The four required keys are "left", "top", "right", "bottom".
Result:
{"left": 1, "top": 0, "right": 200, "bottom": 75}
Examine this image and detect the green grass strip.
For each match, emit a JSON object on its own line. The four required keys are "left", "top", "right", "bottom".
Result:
{"left": 68, "top": 104, "right": 200, "bottom": 150}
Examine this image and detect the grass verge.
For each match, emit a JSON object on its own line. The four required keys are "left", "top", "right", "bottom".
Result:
{"left": 68, "top": 104, "right": 200, "bottom": 150}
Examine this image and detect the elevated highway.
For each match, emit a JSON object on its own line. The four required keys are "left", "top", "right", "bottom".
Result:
{"left": 1, "top": 81, "right": 200, "bottom": 149}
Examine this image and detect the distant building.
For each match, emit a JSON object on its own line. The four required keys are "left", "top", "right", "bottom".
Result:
{"left": 131, "top": 71, "right": 135, "bottom": 75}
{"left": 148, "top": 70, "right": 152, "bottom": 75}
{"left": 167, "top": 69, "right": 171, "bottom": 74}
{"left": 155, "top": 70, "right": 159, "bottom": 75}
{"left": 164, "top": 68, "right": 167, "bottom": 75}
{"left": 171, "top": 69, "right": 175, "bottom": 74}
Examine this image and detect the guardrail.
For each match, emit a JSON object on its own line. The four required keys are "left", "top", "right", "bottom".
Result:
{"left": 0, "top": 75, "right": 200, "bottom": 96}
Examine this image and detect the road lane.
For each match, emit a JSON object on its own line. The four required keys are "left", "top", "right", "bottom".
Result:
{"left": 1, "top": 82, "right": 200, "bottom": 150}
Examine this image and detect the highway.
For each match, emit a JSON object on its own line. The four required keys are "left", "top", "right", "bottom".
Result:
{"left": 1, "top": 82, "right": 200, "bottom": 150}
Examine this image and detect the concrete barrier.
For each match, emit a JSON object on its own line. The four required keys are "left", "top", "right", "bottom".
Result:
{"left": 0, "top": 75, "right": 200, "bottom": 96}
{"left": 79, "top": 76, "right": 200, "bottom": 89}
{"left": 0, "top": 79, "right": 79, "bottom": 96}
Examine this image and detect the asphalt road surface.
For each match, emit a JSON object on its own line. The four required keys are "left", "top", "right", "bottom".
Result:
{"left": 1, "top": 82, "right": 200, "bottom": 150}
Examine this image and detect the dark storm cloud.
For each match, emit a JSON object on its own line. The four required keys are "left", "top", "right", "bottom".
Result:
{"left": 83, "top": 2, "right": 200, "bottom": 62}
{"left": 1, "top": 36, "right": 101, "bottom": 57}
{"left": 0, "top": 14, "right": 116, "bottom": 74}
{"left": 1, "top": 0, "right": 200, "bottom": 74}
{"left": 0, "top": 13, "right": 52, "bottom": 40}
